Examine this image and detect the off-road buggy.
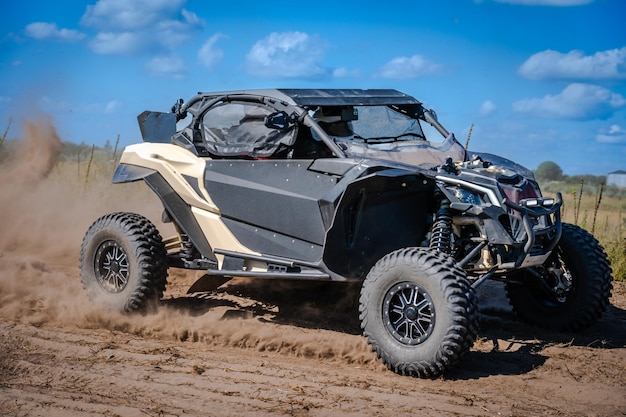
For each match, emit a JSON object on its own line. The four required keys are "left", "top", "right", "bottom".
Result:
{"left": 80, "top": 89, "right": 613, "bottom": 377}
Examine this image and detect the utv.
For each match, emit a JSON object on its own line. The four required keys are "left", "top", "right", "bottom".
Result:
{"left": 80, "top": 89, "right": 613, "bottom": 377}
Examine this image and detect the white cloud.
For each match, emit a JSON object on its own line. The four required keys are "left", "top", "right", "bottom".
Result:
{"left": 378, "top": 55, "right": 441, "bottom": 79}
{"left": 512, "top": 83, "right": 626, "bottom": 120}
{"left": 597, "top": 124, "right": 626, "bottom": 144}
{"left": 25, "top": 22, "right": 85, "bottom": 42}
{"left": 493, "top": 0, "right": 592, "bottom": 5}
{"left": 332, "top": 67, "right": 361, "bottom": 78}
{"left": 80, "top": 0, "right": 186, "bottom": 30}
{"left": 80, "top": 0, "right": 202, "bottom": 56}
{"left": 197, "top": 34, "right": 225, "bottom": 69}
{"left": 181, "top": 9, "right": 202, "bottom": 27}
{"left": 104, "top": 100, "right": 121, "bottom": 114}
{"left": 246, "top": 32, "right": 328, "bottom": 79}
{"left": 478, "top": 100, "right": 497, "bottom": 117}
{"left": 153, "top": 10, "right": 203, "bottom": 50}
{"left": 146, "top": 55, "right": 186, "bottom": 79}
{"left": 519, "top": 48, "right": 626, "bottom": 80}
{"left": 89, "top": 32, "right": 146, "bottom": 55}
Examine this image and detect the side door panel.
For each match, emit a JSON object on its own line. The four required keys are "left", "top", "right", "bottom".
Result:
{"left": 204, "top": 160, "right": 349, "bottom": 261}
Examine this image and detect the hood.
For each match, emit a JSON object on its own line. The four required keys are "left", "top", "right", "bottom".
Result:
{"left": 465, "top": 151, "right": 536, "bottom": 182}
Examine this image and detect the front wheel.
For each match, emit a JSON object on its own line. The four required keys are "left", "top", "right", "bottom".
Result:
{"left": 79, "top": 212, "right": 168, "bottom": 313}
{"left": 359, "top": 248, "right": 478, "bottom": 378}
{"left": 505, "top": 223, "right": 613, "bottom": 332}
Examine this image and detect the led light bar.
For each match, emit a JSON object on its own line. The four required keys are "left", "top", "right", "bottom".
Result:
{"left": 520, "top": 197, "right": 555, "bottom": 208}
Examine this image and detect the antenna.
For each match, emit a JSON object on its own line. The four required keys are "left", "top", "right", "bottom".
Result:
{"left": 464, "top": 123, "right": 474, "bottom": 150}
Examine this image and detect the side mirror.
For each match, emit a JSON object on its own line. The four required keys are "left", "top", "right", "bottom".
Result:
{"left": 171, "top": 98, "right": 187, "bottom": 121}
{"left": 265, "top": 111, "right": 295, "bottom": 130}
{"left": 341, "top": 107, "right": 358, "bottom": 121}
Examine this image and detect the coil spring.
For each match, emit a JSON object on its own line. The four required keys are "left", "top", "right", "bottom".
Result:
{"left": 429, "top": 198, "right": 453, "bottom": 254}
{"left": 180, "top": 234, "right": 196, "bottom": 260}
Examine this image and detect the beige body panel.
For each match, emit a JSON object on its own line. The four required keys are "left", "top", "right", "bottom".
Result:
{"left": 120, "top": 143, "right": 217, "bottom": 212}
{"left": 191, "top": 207, "right": 261, "bottom": 266}
{"left": 120, "top": 143, "right": 261, "bottom": 265}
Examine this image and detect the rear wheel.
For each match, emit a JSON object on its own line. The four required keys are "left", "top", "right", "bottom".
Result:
{"left": 359, "top": 248, "right": 477, "bottom": 378}
{"left": 80, "top": 212, "right": 168, "bottom": 313}
{"left": 505, "top": 223, "right": 612, "bottom": 332}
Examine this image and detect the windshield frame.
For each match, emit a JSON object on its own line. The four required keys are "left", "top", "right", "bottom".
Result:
{"left": 302, "top": 103, "right": 464, "bottom": 166}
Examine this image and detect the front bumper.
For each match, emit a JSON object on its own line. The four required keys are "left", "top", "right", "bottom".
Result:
{"left": 445, "top": 190, "right": 563, "bottom": 274}
{"left": 501, "top": 192, "right": 562, "bottom": 269}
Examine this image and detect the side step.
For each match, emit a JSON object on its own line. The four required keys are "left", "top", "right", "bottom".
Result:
{"left": 204, "top": 269, "right": 330, "bottom": 280}
{"left": 210, "top": 248, "right": 330, "bottom": 280}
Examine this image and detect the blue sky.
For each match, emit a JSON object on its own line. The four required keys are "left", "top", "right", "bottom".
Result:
{"left": 1, "top": 0, "right": 625, "bottom": 175}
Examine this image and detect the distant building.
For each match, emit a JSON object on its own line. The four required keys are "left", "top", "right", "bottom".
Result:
{"left": 607, "top": 170, "right": 626, "bottom": 188}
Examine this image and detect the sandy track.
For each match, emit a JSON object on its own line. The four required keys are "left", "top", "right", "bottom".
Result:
{"left": 1, "top": 262, "right": 625, "bottom": 417}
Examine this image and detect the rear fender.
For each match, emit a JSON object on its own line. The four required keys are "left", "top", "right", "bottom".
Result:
{"left": 111, "top": 163, "right": 217, "bottom": 262}
{"left": 112, "top": 163, "right": 155, "bottom": 183}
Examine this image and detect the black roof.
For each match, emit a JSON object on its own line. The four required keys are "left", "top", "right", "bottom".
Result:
{"left": 191, "top": 89, "right": 421, "bottom": 108}
{"left": 277, "top": 88, "right": 421, "bottom": 106}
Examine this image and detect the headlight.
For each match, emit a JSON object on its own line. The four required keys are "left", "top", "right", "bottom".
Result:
{"left": 436, "top": 175, "right": 501, "bottom": 207}
{"left": 451, "top": 187, "right": 483, "bottom": 205}
{"left": 520, "top": 197, "right": 556, "bottom": 208}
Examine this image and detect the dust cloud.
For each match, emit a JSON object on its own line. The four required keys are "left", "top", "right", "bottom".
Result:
{"left": 0, "top": 119, "right": 374, "bottom": 366}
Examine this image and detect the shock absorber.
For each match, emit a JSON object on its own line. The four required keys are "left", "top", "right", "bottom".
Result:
{"left": 179, "top": 233, "right": 196, "bottom": 260}
{"left": 430, "top": 195, "right": 453, "bottom": 254}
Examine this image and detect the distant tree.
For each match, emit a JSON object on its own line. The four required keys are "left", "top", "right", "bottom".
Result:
{"left": 535, "top": 161, "right": 564, "bottom": 182}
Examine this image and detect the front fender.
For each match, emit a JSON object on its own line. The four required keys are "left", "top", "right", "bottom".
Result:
{"left": 323, "top": 169, "right": 435, "bottom": 279}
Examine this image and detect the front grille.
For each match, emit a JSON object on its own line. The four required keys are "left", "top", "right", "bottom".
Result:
{"left": 501, "top": 179, "right": 539, "bottom": 205}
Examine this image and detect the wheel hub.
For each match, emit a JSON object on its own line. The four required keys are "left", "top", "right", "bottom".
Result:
{"left": 383, "top": 282, "right": 435, "bottom": 346}
{"left": 94, "top": 240, "right": 129, "bottom": 293}
{"left": 547, "top": 265, "right": 573, "bottom": 303}
{"left": 110, "top": 261, "right": 121, "bottom": 274}
{"left": 404, "top": 306, "right": 418, "bottom": 321}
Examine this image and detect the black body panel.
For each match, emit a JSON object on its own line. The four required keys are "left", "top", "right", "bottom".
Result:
{"left": 221, "top": 218, "right": 323, "bottom": 262}
{"left": 137, "top": 111, "right": 177, "bottom": 143}
{"left": 204, "top": 156, "right": 435, "bottom": 279}
{"left": 204, "top": 159, "right": 359, "bottom": 245}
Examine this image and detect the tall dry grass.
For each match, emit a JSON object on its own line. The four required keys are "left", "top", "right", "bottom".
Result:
{"left": 557, "top": 183, "right": 625, "bottom": 282}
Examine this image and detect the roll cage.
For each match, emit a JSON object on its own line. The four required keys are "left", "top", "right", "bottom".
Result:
{"left": 150, "top": 89, "right": 451, "bottom": 161}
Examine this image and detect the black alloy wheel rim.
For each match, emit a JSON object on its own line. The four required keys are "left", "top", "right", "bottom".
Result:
{"left": 94, "top": 240, "right": 130, "bottom": 293}
{"left": 383, "top": 281, "right": 435, "bottom": 345}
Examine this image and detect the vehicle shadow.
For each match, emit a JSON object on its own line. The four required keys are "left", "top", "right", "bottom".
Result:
{"left": 163, "top": 278, "right": 363, "bottom": 333}
{"left": 163, "top": 277, "right": 626, "bottom": 379}
{"left": 444, "top": 279, "right": 626, "bottom": 378}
